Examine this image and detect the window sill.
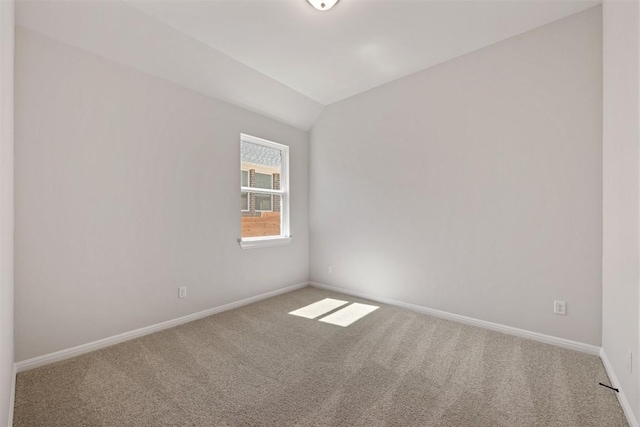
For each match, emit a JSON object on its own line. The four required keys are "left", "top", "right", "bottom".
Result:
{"left": 238, "top": 236, "right": 292, "bottom": 250}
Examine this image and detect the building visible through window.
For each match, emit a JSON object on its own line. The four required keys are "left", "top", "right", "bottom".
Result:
{"left": 241, "top": 170, "right": 249, "bottom": 211}
{"left": 240, "top": 135, "right": 289, "bottom": 240}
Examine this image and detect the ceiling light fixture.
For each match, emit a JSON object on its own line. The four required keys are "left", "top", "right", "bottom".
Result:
{"left": 307, "top": 0, "right": 339, "bottom": 11}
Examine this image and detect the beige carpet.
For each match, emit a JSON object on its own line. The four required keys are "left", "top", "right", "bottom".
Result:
{"left": 14, "top": 287, "right": 627, "bottom": 426}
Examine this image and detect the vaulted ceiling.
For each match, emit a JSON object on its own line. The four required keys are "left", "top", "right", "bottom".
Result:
{"left": 17, "top": 0, "right": 599, "bottom": 130}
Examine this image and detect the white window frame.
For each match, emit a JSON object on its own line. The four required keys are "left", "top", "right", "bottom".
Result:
{"left": 239, "top": 134, "right": 291, "bottom": 249}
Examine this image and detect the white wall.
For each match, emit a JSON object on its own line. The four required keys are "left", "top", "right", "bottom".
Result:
{"left": 16, "top": 1, "right": 323, "bottom": 131}
{"left": 310, "top": 7, "right": 603, "bottom": 345}
{"left": 14, "top": 28, "right": 309, "bottom": 362}
{"left": 602, "top": 0, "right": 640, "bottom": 423}
{"left": 0, "top": 1, "right": 14, "bottom": 425}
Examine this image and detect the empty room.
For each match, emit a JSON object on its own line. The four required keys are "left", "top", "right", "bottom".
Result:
{"left": 0, "top": 0, "right": 639, "bottom": 425}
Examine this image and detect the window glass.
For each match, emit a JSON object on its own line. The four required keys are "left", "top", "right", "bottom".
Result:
{"left": 255, "top": 173, "right": 273, "bottom": 190}
{"left": 241, "top": 192, "right": 248, "bottom": 211}
{"left": 255, "top": 194, "right": 272, "bottom": 211}
{"left": 240, "top": 136, "right": 288, "bottom": 240}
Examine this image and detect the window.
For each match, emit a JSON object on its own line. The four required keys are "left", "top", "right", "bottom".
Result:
{"left": 239, "top": 134, "right": 291, "bottom": 249}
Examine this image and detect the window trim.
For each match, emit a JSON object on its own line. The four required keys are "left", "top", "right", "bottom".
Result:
{"left": 239, "top": 134, "right": 291, "bottom": 249}
{"left": 239, "top": 236, "right": 292, "bottom": 249}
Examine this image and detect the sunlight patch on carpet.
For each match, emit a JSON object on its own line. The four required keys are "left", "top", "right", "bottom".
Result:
{"left": 319, "top": 303, "right": 379, "bottom": 327}
{"left": 289, "top": 298, "right": 349, "bottom": 319}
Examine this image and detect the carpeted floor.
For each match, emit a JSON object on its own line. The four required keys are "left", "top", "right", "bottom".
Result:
{"left": 14, "top": 287, "right": 628, "bottom": 426}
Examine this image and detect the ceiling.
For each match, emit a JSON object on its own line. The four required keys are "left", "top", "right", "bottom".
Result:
{"left": 128, "top": 0, "right": 599, "bottom": 105}
{"left": 18, "top": 0, "right": 600, "bottom": 129}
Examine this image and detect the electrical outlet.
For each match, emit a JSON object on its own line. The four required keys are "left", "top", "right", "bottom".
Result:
{"left": 178, "top": 287, "right": 187, "bottom": 299}
{"left": 628, "top": 350, "right": 633, "bottom": 373}
{"left": 327, "top": 265, "right": 333, "bottom": 274}
{"left": 553, "top": 300, "right": 566, "bottom": 315}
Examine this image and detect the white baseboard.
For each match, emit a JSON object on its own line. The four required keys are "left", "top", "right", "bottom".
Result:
{"left": 309, "top": 282, "right": 601, "bottom": 356}
{"left": 600, "top": 348, "right": 639, "bottom": 427}
{"left": 7, "top": 364, "right": 16, "bottom": 427}
{"left": 15, "top": 281, "right": 309, "bottom": 373}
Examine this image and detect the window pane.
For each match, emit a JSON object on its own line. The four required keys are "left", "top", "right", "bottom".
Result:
{"left": 241, "top": 211, "right": 281, "bottom": 238}
{"left": 241, "top": 140, "right": 281, "bottom": 178}
{"left": 240, "top": 136, "right": 286, "bottom": 240}
{"left": 241, "top": 192, "right": 248, "bottom": 211}
{"left": 255, "top": 173, "right": 272, "bottom": 190}
{"left": 255, "top": 194, "right": 272, "bottom": 211}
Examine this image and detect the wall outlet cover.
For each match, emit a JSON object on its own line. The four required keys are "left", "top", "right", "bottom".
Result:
{"left": 553, "top": 300, "right": 566, "bottom": 315}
